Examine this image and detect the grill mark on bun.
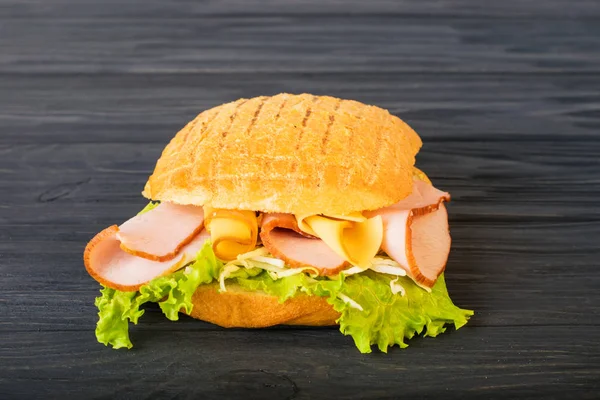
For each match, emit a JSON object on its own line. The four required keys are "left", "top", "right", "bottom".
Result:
{"left": 210, "top": 99, "right": 250, "bottom": 196}
{"left": 190, "top": 107, "right": 222, "bottom": 168}
{"left": 321, "top": 98, "right": 342, "bottom": 154}
{"left": 222, "top": 99, "right": 249, "bottom": 140}
{"left": 296, "top": 95, "right": 317, "bottom": 151}
{"left": 301, "top": 109, "right": 312, "bottom": 128}
{"left": 239, "top": 96, "right": 268, "bottom": 164}
{"left": 366, "top": 113, "right": 385, "bottom": 186}
{"left": 160, "top": 108, "right": 224, "bottom": 195}
{"left": 317, "top": 98, "right": 343, "bottom": 188}
{"left": 217, "top": 98, "right": 250, "bottom": 155}
{"left": 287, "top": 95, "right": 317, "bottom": 192}
{"left": 245, "top": 96, "right": 267, "bottom": 137}
{"left": 261, "top": 95, "right": 290, "bottom": 170}
{"left": 196, "top": 108, "right": 221, "bottom": 145}
{"left": 179, "top": 117, "right": 199, "bottom": 147}
{"left": 341, "top": 103, "right": 365, "bottom": 189}
{"left": 274, "top": 98, "right": 287, "bottom": 122}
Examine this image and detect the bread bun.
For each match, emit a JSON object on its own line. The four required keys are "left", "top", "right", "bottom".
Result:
{"left": 185, "top": 282, "right": 340, "bottom": 327}
{"left": 143, "top": 93, "right": 422, "bottom": 215}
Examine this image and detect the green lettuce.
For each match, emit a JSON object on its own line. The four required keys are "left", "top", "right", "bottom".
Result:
{"left": 94, "top": 241, "right": 222, "bottom": 349}
{"left": 233, "top": 270, "right": 343, "bottom": 303}
{"left": 225, "top": 269, "right": 472, "bottom": 353}
{"left": 328, "top": 272, "right": 472, "bottom": 353}
{"left": 94, "top": 288, "right": 138, "bottom": 349}
{"left": 95, "top": 234, "right": 472, "bottom": 352}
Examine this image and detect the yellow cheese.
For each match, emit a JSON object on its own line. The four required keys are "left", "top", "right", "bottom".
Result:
{"left": 296, "top": 211, "right": 367, "bottom": 236}
{"left": 296, "top": 213, "right": 383, "bottom": 268}
{"left": 203, "top": 206, "right": 258, "bottom": 261}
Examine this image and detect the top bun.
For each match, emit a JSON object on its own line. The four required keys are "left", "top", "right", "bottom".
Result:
{"left": 143, "top": 93, "right": 422, "bottom": 215}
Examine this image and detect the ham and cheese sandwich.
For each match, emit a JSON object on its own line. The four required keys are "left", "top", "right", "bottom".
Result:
{"left": 84, "top": 93, "right": 473, "bottom": 353}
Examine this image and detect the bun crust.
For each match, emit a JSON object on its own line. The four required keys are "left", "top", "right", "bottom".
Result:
{"left": 143, "top": 93, "right": 422, "bottom": 215}
{"left": 185, "top": 283, "right": 340, "bottom": 327}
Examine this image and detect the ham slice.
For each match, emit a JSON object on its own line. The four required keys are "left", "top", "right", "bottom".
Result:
{"left": 117, "top": 202, "right": 205, "bottom": 261}
{"left": 195, "top": 228, "right": 212, "bottom": 245}
{"left": 260, "top": 213, "right": 348, "bottom": 275}
{"left": 84, "top": 226, "right": 211, "bottom": 291}
{"left": 366, "top": 180, "right": 451, "bottom": 288}
{"left": 385, "top": 179, "right": 450, "bottom": 214}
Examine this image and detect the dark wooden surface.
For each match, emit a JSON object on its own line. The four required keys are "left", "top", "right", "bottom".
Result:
{"left": 1, "top": 1, "right": 599, "bottom": 399}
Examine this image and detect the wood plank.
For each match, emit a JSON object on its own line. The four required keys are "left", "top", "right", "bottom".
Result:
{"left": 2, "top": 0, "right": 600, "bottom": 18}
{"left": 0, "top": 16, "right": 599, "bottom": 74}
{"left": 1, "top": 0, "right": 598, "bottom": 397}
{"left": 1, "top": 73, "right": 600, "bottom": 146}
{"left": 0, "top": 327, "right": 598, "bottom": 399}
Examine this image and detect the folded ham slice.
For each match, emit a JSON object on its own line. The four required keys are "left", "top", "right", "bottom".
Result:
{"left": 117, "top": 202, "right": 205, "bottom": 262}
{"left": 366, "top": 180, "right": 451, "bottom": 288}
{"left": 260, "top": 213, "right": 348, "bottom": 275}
{"left": 84, "top": 226, "right": 210, "bottom": 291}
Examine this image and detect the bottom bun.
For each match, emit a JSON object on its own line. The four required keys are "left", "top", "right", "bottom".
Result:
{"left": 184, "top": 283, "right": 340, "bottom": 327}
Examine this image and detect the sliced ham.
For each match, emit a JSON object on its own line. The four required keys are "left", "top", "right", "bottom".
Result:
{"left": 261, "top": 213, "right": 315, "bottom": 238}
{"left": 84, "top": 226, "right": 211, "bottom": 291}
{"left": 260, "top": 213, "right": 348, "bottom": 275}
{"left": 116, "top": 202, "right": 205, "bottom": 262}
{"left": 386, "top": 179, "right": 450, "bottom": 214}
{"left": 195, "top": 228, "right": 212, "bottom": 245}
{"left": 366, "top": 180, "right": 451, "bottom": 288}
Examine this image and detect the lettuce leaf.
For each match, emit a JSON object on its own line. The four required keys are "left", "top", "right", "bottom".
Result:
{"left": 233, "top": 270, "right": 344, "bottom": 303}
{"left": 95, "top": 238, "right": 472, "bottom": 353}
{"left": 327, "top": 272, "right": 473, "bottom": 353}
{"left": 228, "top": 269, "right": 472, "bottom": 353}
{"left": 94, "top": 241, "right": 221, "bottom": 349}
{"left": 94, "top": 288, "right": 138, "bottom": 349}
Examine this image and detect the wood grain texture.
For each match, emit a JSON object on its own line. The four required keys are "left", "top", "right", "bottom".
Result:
{"left": 0, "top": 328, "right": 598, "bottom": 399}
{"left": 0, "top": 0, "right": 599, "bottom": 398}
{"left": 2, "top": 0, "right": 600, "bottom": 18}
{"left": 1, "top": 17, "right": 599, "bottom": 74}
{"left": 2, "top": 73, "right": 600, "bottom": 145}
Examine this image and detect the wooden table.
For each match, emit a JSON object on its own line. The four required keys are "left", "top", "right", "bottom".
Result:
{"left": 1, "top": 1, "right": 599, "bottom": 398}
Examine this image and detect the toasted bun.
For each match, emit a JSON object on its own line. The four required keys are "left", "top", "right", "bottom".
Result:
{"left": 143, "top": 93, "right": 422, "bottom": 215}
{"left": 185, "top": 282, "right": 340, "bottom": 327}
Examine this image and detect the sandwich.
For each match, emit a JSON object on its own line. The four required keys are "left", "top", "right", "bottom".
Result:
{"left": 84, "top": 93, "right": 473, "bottom": 353}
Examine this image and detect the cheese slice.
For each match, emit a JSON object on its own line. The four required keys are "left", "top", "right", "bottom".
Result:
{"left": 323, "top": 212, "right": 367, "bottom": 223}
{"left": 295, "top": 213, "right": 383, "bottom": 268}
{"left": 296, "top": 211, "right": 367, "bottom": 236}
{"left": 203, "top": 206, "right": 258, "bottom": 261}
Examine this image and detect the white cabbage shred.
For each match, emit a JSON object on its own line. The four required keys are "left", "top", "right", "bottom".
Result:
{"left": 217, "top": 248, "right": 318, "bottom": 292}
{"left": 217, "top": 246, "right": 415, "bottom": 300}
{"left": 390, "top": 277, "right": 406, "bottom": 296}
{"left": 336, "top": 293, "right": 364, "bottom": 311}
